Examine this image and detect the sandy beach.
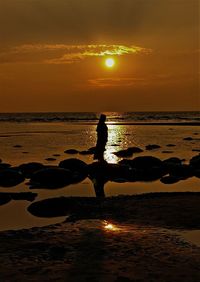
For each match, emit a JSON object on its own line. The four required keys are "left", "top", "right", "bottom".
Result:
{"left": 0, "top": 193, "right": 200, "bottom": 282}
{"left": 0, "top": 114, "right": 200, "bottom": 281}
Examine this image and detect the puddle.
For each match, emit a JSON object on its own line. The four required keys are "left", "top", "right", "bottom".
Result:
{"left": 179, "top": 230, "right": 200, "bottom": 247}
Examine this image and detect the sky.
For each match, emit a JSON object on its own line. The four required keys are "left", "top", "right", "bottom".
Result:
{"left": 0, "top": 0, "right": 199, "bottom": 112}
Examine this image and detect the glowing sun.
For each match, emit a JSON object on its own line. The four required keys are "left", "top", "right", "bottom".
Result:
{"left": 105, "top": 58, "right": 115, "bottom": 68}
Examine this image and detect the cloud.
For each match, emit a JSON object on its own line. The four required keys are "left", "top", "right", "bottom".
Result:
{"left": 0, "top": 44, "right": 151, "bottom": 64}
{"left": 88, "top": 77, "right": 145, "bottom": 87}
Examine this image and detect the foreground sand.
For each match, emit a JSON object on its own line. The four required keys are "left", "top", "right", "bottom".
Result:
{"left": 0, "top": 192, "right": 200, "bottom": 282}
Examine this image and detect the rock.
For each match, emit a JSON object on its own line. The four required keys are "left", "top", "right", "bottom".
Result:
{"left": 0, "top": 194, "right": 11, "bottom": 206}
{"left": 146, "top": 144, "right": 161, "bottom": 150}
{"left": 88, "top": 162, "right": 133, "bottom": 183}
{"left": 190, "top": 154, "right": 200, "bottom": 169}
{"left": 166, "top": 144, "right": 176, "bottom": 147}
{"left": 0, "top": 192, "right": 37, "bottom": 202}
{"left": 119, "top": 156, "right": 164, "bottom": 181}
{"left": 162, "top": 151, "right": 173, "bottom": 154}
{"left": 29, "top": 167, "right": 74, "bottom": 189}
{"left": 131, "top": 156, "right": 163, "bottom": 169}
{"left": 169, "top": 164, "right": 193, "bottom": 179}
{"left": 79, "top": 150, "right": 94, "bottom": 155}
{"left": 192, "top": 149, "right": 200, "bottom": 152}
{"left": 163, "top": 157, "right": 183, "bottom": 167}
{"left": 183, "top": 137, "right": 193, "bottom": 141}
{"left": 53, "top": 154, "right": 61, "bottom": 157}
{"left": 27, "top": 197, "right": 101, "bottom": 218}
{"left": 160, "top": 176, "right": 181, "bottom": 184}
{"left": 17, "top": 162, "right": 45, "bottom": 178}
{"left": 0, "top": 159, "right": 2, "bottom": 163}
{"left": 64, "top": 149, "right": 79, "bottom": 154}
{"left": 13, "top": 145, "right": 22, "bottom": 148}
{"left": 59, "top": 158, "right": 88, "bottom": 182}
{"left": 0, "top": 163, "right": 11, "bottom": 170}
{"left": 113, "top": 147, "right": 143, "bottom": 158}
{"left": 88, "top": 147, "right": 96, "bottom": 153}
{"left": 0, "top": 169, "right": 25, "bottom": 187}
{"left": 22, "top": 152, "right": 29, "bottom": 154}
{"left": 45, "top": 158, "right": 56, "bottom": 161}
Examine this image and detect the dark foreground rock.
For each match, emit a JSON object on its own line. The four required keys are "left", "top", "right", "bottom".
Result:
{"left": 113, "top": 147, "right": 143, "bottom": 158}
{"left": 0, "top": 192, "right": 37, "bottom": 206}
{"left": 0, "top": 169, "right": 25, "bottom": 187}
{"left": 145, "top": 144, "right": 161, "bottom": 150}
{"left": 17, "top": 162, "right": 45, "bottom": 178}
{"left": 29, "top": 168, "right": 76, "bottom": 189}
{"left": 27, "top": 192, "right": 200, "bottom": 229}
{"left": 64, "top": 149, "right": 79, "bottom": 154}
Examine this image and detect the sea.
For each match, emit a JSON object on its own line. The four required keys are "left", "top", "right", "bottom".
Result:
{"left": 0, "top": 111, "right": 199, "bottom": 230}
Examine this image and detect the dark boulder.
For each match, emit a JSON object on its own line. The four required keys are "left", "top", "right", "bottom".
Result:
{"left": 163, "top": 157, "right": 183, "bottom": 167}
{"left": 0, "top": 192, "right": 37, "bottom": 202}
{"left": 17, "top": 162, "right": 45, "bottom": 178}
{"left": 59, "top": 158, "right": 88, "bottom": 183}
{"left": 13, "top": 144, "right": 22, "bottom": 148}
{"left": 0, "top": 194, "right": 11, "bottom": 205}
{"left": 119, "top": 156, "right": 164, "bottom": 181}
{"left": 27, "top": 197, "right": 101, "bottom": 218}
{"left": 45, "top": 158, "right": 56, "bottom": 161}
{"left": 160, "top": 176, "right": 181, "bottom": 184}
{"left": 0, "top": 163, "right": 11, "bottom": 170}
{"left": 113, "top": 147, "right": 143, "bottom": 158}
{"left": 29, "top": 167, "right": 74, "bottom": 189}
{"left": 166, "top": 144, "right": 176, "bottom": 147}
{"left": 0, "top": 169, "right": 25, "bottom": 187}
{"left": 190, "top": 154, "right": 200, "bottom": 169}
{"left": 131, "top": 156, "right": 163, "bottom": 170}
{"left": 183, "top": 137, "right": 193, "bottom": 141}
{"left": 88, "top": 162, "right": 133, "bottom": 183}
{"left": 79, "top": 150, "right": 94, "bottom": 155}
{"left": 64, "top": 149, "right": 79, "bottom": 154}
{"left": 146, "top": 144, "right": 161, "bottom": 150}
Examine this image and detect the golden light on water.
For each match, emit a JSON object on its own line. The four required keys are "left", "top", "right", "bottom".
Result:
{"left": 105, "top": 58, "right": 115, "bottom": 68}
{"left": 103, "top": 221, "right": 120, "bottom": 232}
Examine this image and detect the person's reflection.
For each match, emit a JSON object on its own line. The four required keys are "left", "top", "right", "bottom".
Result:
{"left": 94, "top": 114, "right": 108, "bottom": 162}
{"left": 89, "top": 162, "right": 109, "bottom": 198}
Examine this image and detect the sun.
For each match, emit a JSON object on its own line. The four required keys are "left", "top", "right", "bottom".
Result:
{"left": 105, "top": 58, "right": 115, "bottom": 68}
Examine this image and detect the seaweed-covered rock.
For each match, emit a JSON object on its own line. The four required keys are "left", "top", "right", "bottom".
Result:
{"left": 0, "top": 169, "right": 25, "bottom": 187}
{"left": 17, "top": 162, "right": 45, "bottom": 178}
{"left": 29, "top": 167, "right": 74, "bottom": 189}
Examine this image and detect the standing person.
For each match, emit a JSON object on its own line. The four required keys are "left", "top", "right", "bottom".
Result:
{"left": 94, "top": 114, "right": 108, "bottom": 161}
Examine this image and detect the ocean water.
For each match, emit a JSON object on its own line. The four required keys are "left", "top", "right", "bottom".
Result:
{"left": 0, "top": 111, "right": 199, "bottom": 230}
{"left": 0, "top": 111, "right": 199, "bottom": 123}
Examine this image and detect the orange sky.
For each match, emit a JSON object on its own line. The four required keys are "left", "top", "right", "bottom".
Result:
{"left": 0, "top": 0, "right": 199, "bottom": 112}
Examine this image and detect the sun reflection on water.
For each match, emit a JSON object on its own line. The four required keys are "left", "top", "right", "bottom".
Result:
{"left": 103, "top": 221, "right": 121, "bottom": 232}
{"left": 104, "top": 124, "right": 124, "bottom": 163}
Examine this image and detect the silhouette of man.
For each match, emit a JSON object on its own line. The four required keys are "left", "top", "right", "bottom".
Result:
{"left": 94, "top": 114, "right": 108, "bottom": 162}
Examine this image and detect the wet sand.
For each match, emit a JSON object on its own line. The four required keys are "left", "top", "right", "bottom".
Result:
{"left": 0, "top": 192, "right": 200, "bottom": 282}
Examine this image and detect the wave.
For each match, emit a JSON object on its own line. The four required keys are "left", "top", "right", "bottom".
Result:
{"left": 0, "top": 112, "right": 199, "bottom": 124}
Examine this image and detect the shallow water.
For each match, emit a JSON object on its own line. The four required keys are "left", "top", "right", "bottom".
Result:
{"left": 0, "top": 121, "right": 199, "bottom": 230}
